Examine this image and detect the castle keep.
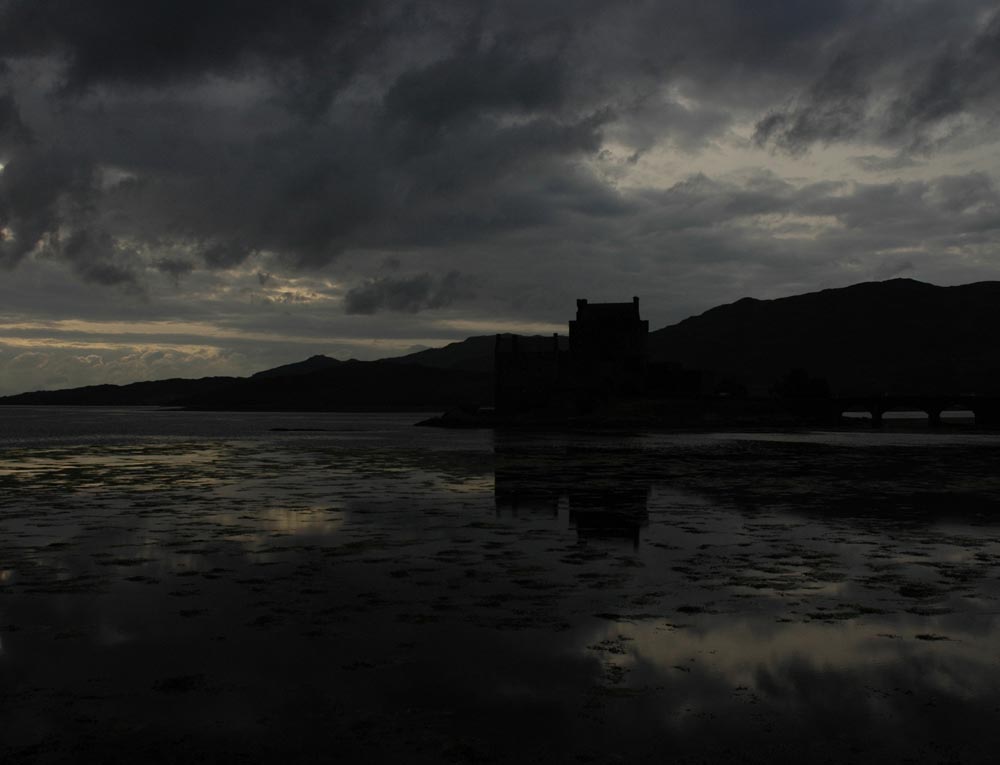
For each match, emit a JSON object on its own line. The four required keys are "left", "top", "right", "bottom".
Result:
{"left": 495, "top": 297, "right": 650, "bottom": 415}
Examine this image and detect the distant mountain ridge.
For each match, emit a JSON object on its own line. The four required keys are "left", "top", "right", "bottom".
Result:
{"left": 183, "top": 360, "right": 490, "bottom": 411}
{"left": 385, "top": 334, "right": 569, "bottom": 373}
{"left": 385, "top": 336, "right": 497, "bottom": 373}
{"left": 251, "top": 354, "right": 341, "bottom": 379}
{"left": 0, "top": 360, "right": 490, "bottom": 411}
{"left": 0, "top": 377, "right": 240, "bottom": 407}
{"left": 647, "top": 278, "right": 1000, "bottom": 395}
{"left": 3, "top": 278, "right": 999, "bottom": 409}
{"left": 390, "top": 278, "right": 1000, "bottom": 396}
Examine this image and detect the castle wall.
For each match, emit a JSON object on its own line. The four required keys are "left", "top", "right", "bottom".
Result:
{"left": 494, "top": 298, "right": 652, "bottom": 416}
{"left": 494, "top": 334, "right": 566, "bottom": 415}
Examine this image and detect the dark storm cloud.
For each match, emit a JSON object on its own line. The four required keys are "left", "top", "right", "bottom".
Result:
{"left": 0, "top": 146, "right": 95, "bottom": 267}
{"left": 639, "top": 172, "right": 796, "bottom": 231}
{"left": 0, "top": 89, "right": 30, "bottom": 148}
{"left": 850, "top": 153, "right": 920, "bottom": 174}
{"left": 755, "top": 2, "right": 1000, "bottom": 153}
{"left": 153, "top": 256, "right": 196, "bottom": 282}
{"left": 383, "top": 37, "right": 567, "bottom": 126}
{"left": 202, "top": 240, "right": 256, "bottom": 269}
{"left": 0, "top": 0, "right": 374, "bottom": 91}
{"left": 753, "top": 50, "right": 871, "bottom": 153}
{"left": 78, "top": 92, "right": 610, "bottom": 269}
{"left": 885, "top": 10, "right": 1000, "bottom": 145}
{"left": 0, "top": 137, "right": 142, "bottom": 288}
{"left": 0, "top": 0, "right": 998, "bottom": 299}
{"left": 60, "top": 227, "right": 141, "bottom": 289}
{"left": 797, "top": 173, "right": 1000, "bottom": 238}
{"left": 344, "top": 270, "right": 473, "bottom": 314}
{"left": 637, "top": 171, "right": 1000, "bottom": 249}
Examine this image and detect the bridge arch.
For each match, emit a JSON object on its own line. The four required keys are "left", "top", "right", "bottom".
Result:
{"left": 936, "top": 401, "right": 976, "bottom": 424}
{"left": 836, "top": 395, "right": 996, "bottom": 426}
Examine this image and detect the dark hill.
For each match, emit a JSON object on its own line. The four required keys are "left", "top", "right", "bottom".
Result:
{"left": 0, "top": 377, "right": 239, "bottom": 406}
{"left": 387, "top": 336, "right": 497, "bottom": 373}
{"left": 0, "top": 358, "right": 491, "bottom": 411}
{"left": 389, "top": 334, "right": 569, "bottom": 373}
{"left": 251, "top": 354, "right": 341, "bottom": 379}
{"left": 647, "top": 278, "right": 1000, "bottom": 395}
{"left": 182, "top": 361, "right": 491, "bottom": 411}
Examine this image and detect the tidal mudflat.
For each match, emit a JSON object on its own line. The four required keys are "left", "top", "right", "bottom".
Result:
{"left": 3, "top": 408, "right": 1000, "bottom": 763}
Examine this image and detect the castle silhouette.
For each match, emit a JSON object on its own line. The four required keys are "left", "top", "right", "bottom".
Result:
{"left": 495, "top": 297, "right": 696, "bottom": 416}
{"left": 487, "top": 294, "right": 1000, "bottom": 426}
{"left": 9, "top": 281, "right": 1000, "bottom": 426}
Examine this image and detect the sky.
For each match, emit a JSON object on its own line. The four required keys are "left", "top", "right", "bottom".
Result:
{"left": 1, "top": 0, "right": 999, "bottom": 394}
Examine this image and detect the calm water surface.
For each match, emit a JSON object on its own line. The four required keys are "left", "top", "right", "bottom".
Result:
{"left": 2, "top": 407, "right": 1000, "bottom": 762}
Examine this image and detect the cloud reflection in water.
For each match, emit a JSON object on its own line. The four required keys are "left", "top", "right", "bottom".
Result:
{"left": 2, "top": 414, "right": 1000, "bottom": 761}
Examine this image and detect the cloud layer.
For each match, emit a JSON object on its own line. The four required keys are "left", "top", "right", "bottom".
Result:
{"left": 1, "top": 0, "right": 999, "bottom": 391}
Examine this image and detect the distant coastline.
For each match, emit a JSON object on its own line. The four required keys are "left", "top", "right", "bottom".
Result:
{"left": 3, "top": 279, "right": 999, "bottom": 426}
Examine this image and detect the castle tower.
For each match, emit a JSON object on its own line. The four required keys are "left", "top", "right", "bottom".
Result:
{"left": 568, "top": 296, "right": 649, "bottom": 396}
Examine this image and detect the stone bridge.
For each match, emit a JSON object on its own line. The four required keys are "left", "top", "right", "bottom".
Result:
{"left": 834, "top": 395, "right": 1000, "bottom": 426}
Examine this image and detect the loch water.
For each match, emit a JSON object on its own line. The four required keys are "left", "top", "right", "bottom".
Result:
{"left": 2, "top": 407, "right": 1000, "bottom": 763}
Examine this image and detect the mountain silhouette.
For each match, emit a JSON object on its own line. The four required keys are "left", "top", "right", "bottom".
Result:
{"left": 0, "top": 377, "right": 239, "bottom": 406}
{"left": 0, "top": 361, "right": 490, "bottom": 411}
{"left": 4, "top": 278, "right": 1000, "bottom": 409}
{"left": 250, "top": 354, "right": 341, "bottom": 379}
{"left": 646, "top": 278, "right": 1000, "bottom": 395}
{"left": 391, "top": 279, "right": 1000, "bottom": 396}
{"left": 182, "top": 361, "right": 490, "bottom": 411}
{"left": 385, "top": 336, "right": 497, "bottom": 373}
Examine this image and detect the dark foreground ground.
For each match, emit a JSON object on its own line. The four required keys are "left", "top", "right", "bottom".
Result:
{"left": 2, "top": 409, "right": 1000, "bottom": 763}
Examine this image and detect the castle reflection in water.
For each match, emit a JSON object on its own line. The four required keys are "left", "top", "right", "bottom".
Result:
{"left": 493, "top": 436, "right": 650, "bottom": 548}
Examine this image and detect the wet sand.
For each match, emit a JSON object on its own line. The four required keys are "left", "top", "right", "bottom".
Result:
{"left": 2, "top": 410, "right": 1000, "bottom": 762}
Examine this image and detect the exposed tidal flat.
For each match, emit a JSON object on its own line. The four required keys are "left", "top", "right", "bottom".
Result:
{"left": 2, "top": 409, "right": 1000, "bottom": 762}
